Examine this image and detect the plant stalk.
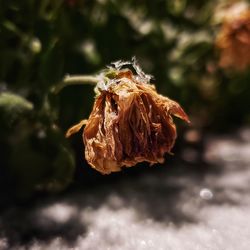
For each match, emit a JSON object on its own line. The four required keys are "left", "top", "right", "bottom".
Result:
{"left": 52, "top": 75, "right": 99, "bottom": 94}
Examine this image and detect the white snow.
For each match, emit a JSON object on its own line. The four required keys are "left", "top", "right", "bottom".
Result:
{"left": 1, "top": 128, "right": 250, "bottom": 250}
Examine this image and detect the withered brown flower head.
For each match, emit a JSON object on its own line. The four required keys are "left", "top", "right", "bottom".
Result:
{"left": 66, "top": 58, "right": 189, "bottom": 174}
{"left": 216, "top": 9, "right": 250, "bottom": 71}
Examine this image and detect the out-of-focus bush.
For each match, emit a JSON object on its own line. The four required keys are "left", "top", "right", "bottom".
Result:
{"left": 0, "top": 0, "right": 250, "bottom": 198}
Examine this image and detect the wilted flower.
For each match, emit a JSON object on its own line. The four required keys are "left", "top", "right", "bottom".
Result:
{"left": 66, "top": 59, "right": 189, "bottom": 174}
{"left": 216, "top": 9, "right": 250, "bottom": 71}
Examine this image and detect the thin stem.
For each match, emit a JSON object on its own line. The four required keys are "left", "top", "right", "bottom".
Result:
{"left": 52, "top": 75, "right": 99, "bottom": 94}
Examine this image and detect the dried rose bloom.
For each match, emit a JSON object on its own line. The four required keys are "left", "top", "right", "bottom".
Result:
{"left": 66, "top": 59, "right": 189, "bottom": 174}
{"left": 216, "top": 9, "right": 250, "bottom": 71}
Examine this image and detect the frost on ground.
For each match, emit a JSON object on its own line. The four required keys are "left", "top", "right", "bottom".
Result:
{"left": 1, "top": 128, "right": 250, "bottom": 250}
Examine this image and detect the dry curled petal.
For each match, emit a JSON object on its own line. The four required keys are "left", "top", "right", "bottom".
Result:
{"left": 66, "top": 61, "right": 189, "bottom": 174}
{"left": 216, "top": 9, "right": 250, "bottom": 71}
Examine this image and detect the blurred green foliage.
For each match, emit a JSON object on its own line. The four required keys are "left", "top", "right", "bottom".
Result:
{"left": 0, "top": 0, "right": 250, "bottom": 197}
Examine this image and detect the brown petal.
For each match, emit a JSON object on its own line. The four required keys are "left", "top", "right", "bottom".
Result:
{"left": 65, "top": 119, "right": 87, "bottom": 138}
{"left": 66, "top": 66, "right": 189, "bottom": 174}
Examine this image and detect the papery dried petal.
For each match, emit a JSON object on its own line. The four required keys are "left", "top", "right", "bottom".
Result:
{"left": 66, "top": 65, "right": 189, "bottom": 174}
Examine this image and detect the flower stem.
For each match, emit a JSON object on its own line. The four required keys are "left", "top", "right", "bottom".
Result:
{"left": 52, "top": 75, "right": 99, "bottom": 94}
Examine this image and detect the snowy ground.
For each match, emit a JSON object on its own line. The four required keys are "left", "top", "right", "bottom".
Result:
{"left": 0, "top": 128, "right": 250, "bottom": 250}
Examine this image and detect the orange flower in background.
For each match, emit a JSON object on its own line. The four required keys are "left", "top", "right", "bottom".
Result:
{"left": 216, "top": 9, "right": 250, "bottom": 71}
{"left": 66, "top": 59, "right": 189, "bottom": 174}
